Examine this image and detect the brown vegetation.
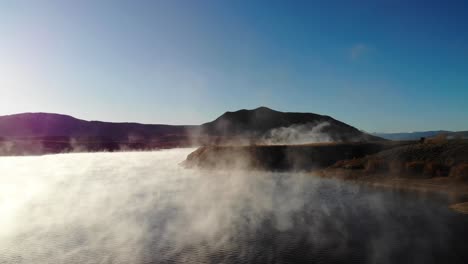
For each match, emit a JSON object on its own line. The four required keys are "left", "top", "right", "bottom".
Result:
{"left": 450, "top": 163, "right": 468, "bottom": 181}
{"left": 405, "top": 161, "right": 426, "bottom": 176}
{"left": 327, "top": 140, "right": 468, "bottom": 185}
{"left": 426, "top": 133, "right": 448, "bottom": 144}
{"left": 424, "top": 162, "right": 450, "bottom": 177}
{"left": 449, "top": 202, "right": 468, "bottom": 214}
{"left": 343, "top": 158, "right": 366, "bottom": 170}
{"left": 389, "top": 160, "right": 405, "bottom": 174}
{"left": 364, "top": 159, "right": 389, "bottom": 173}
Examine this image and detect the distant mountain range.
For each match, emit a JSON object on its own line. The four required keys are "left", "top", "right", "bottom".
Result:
{"left": 0, "top": 107, "right": 382, "bottom": 155}
{"left": 0, "top": 112, "right": 192, "bottom": 142}
{"left": 374, "top": 131, "right": 468, "bottom": 141}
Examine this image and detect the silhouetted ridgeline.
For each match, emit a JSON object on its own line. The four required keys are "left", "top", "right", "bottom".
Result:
{"left": 374, "top": 131, "right": 468, "bottom": 141}
{"left": 0, "top": 113, "right": 195, "bottom": 155}
{"left": 197, "top": 107, "right": 383, "bottom": 143}
{"left": 0, "top": 112, "right": 193, "bottom": 140}
{"left": 0, "top": 107, "right": 383, "bottom": 156}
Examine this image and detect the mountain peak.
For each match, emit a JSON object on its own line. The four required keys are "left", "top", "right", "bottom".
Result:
{"left": 3, "top": 112, "right": 79, "bottom": 120}
{"left": 223, "top": 106, "right": 277, "bottom": 115}
{"left": 253, "top": 106, "right": 276, "bottom": 112}
{"left": 200, "top": 107, "right": 383, "bottom": 142}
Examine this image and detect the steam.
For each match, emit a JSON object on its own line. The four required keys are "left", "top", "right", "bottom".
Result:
{"left": 0, "top": 140, "right": 14, "bottom": 155}
{"left": 261, "top": 122, "right": 333, "bottom": 145}
{"left": 0, "top": 149, "right": 461, "bottom": 263}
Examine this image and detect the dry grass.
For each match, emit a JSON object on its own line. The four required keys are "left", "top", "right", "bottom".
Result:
{"left": 343, "top": 158, "right": 365, "bottom": 170}
{"left": 388, "top": 160, "right": 404, "bottom": 174}
{"left": 426, "top": 133, "right": 448, "bottom": 144}
{"left": 405, "top": 161, "right": 426, "bottom": 176}
{"left": 331, "top": 160, "right": 345, "bottom": 168}
{"left": 450, "top": 163, "right": 468, "bottom": 181}
{"left": 424, "top": 162, "right": 450, "bottom": 177}
{"left": 450, "top": 202, "right": 468, "bottom": 214}
{"left": 365, "top": 159, "right": 388, "bottom": 173}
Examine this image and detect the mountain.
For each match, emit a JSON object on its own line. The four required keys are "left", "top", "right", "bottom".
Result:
{"left": 198, "top": 107, "right": 382, "bottom": 142}
{"left": 0, "top": 112, "right": 192, "bottom": 140}
{"left": 374, "top": 131, "right": 468, "bottom": 141}
{"left": 374, "top": 131, "right": 451, "bottom": 141}
{"left": 0, "top": 113, "right": 195, "bottom": 155}
{"left": 450, "top": 131, "right": 468, "bottom": 139}
{"left": 0, "top": 107, "right": 384, "bottom": 155}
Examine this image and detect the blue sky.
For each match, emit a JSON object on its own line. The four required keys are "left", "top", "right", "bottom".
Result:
{"left": 1, "top": 1, "right": 467, "bottom": 132}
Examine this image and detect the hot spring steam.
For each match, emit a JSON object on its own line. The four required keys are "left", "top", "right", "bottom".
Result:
{"left": 0, "top": 149, "right": 465, "bottom": 264}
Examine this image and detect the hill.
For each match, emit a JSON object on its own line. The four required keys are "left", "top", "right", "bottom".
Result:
{"left": 0, "top": 112, "right": 192, "bottom": 140}
{"left": 0, "top": 113, "right": 194, "bottom": 155}
{"left": 198, "top": 107, "right": 382, "bottom": 144}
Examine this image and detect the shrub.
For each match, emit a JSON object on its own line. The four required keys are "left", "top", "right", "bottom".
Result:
{"left": 450, "top": 163, "right": 468, "bottom": 181}
{"left": 365, "top": 159, "right": 389, "bottom": 173}
{"left": 426, "top": 134, "right": 447, "bottom": 144}
{"left": 343, "top": 159, "right": 365, "bottom": 170}
{"left": 424, "top": 162, "right": 450, "bottom": 177}
{"left": 389, "top": 160, "right": 404, "bottom": 174}
{"left": 332, "top": 160, "right": 345, "bottom": 168}
{"left": 405, "top": 161, "right": 425, "bottom": 176}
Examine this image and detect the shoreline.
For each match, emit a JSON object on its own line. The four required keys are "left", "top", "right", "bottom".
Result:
{"left": 318, "top": 168, "right": 468, "bottom": 214}
{"left": 318, "top": 168, "right": 468, "bottom": 195}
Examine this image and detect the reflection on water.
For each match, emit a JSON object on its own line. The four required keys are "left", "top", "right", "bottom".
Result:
{"left": 0, "top": 149, "right": 467, "bottom": 264}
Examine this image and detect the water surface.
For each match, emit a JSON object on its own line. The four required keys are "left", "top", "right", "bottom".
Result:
{"left": 0, "top": 149, "right": 467, "bottom": 264}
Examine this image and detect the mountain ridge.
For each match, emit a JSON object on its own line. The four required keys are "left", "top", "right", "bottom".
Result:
{"left": 0, "top": 107, "right": 384, "bottom": 155}
{"left": 374, "top": 130, "right": 468, "bottom": 141}
{"left": 199, "top": 106, "right": 382, "bottom": 142}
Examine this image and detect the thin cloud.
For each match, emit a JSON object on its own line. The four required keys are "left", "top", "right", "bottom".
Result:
{"left": 350, "top": 43, "right": 369, "bottom": 60}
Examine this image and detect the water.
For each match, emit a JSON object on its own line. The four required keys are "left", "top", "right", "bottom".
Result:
{"left": 0, "top": 149, "right": 467, "bottom": 264}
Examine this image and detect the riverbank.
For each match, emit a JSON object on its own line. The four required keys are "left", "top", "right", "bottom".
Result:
{"left": 316, "top": 169, "right": 468, "bottom": 214}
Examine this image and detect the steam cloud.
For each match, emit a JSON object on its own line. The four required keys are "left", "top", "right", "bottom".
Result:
{"left": 0, "top": 149, "right": 461, "bottom": 263}
{"left": 261, "top": 122, "right": 333, "bottom": 145}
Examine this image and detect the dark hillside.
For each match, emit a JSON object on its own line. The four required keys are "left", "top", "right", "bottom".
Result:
{"left": 199, "top": 107, "right": 382, "bottom": 142}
